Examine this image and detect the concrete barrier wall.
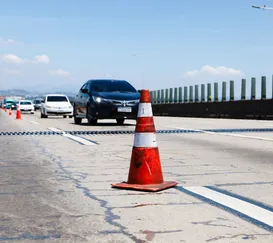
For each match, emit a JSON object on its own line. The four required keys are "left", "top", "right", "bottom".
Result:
{"left": 152, "top": 99, "right": 273, "bottom": 120}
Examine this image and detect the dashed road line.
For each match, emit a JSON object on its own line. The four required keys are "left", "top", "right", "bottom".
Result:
{"left": 48, "top": 127, "right": 62, "bottom": 133}
{"left": 48, "top": 127, "right": 97, "bottom": 145}
{"left": 177, "top": 186, "right": 273, "bottom": 232}
{"left": 206, "top": 186, "right": 273, "bottom": 213}
{"left": 74, "top": 135, "right": 100, "bottom": 145}
{"left": 164, "top": 126, "right": 273, "bottom": 142}
{"left": 29, "top": 120, "right": 40, "bottom": 124}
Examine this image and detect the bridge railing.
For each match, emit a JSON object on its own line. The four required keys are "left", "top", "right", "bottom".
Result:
{"left": 150, "top": 75, "right": 272, "bottom": 104}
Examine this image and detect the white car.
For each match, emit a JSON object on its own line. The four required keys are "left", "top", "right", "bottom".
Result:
{"left": 18, "top": 100, "right": 35, "bottom": 114}
{"left": 40, "top": 94, "right": 73, "bottom": 118}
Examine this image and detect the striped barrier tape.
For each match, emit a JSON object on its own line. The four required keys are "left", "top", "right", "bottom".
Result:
{"left": 1, "top": 128, "right": 273, "bottom": 136}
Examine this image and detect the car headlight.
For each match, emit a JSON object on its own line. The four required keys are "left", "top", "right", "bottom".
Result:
{"left": 92, "top": 96, "right": 113, "bottom": 103}
{"left": 92, "top": 96, "right": 102, "bottom": 103}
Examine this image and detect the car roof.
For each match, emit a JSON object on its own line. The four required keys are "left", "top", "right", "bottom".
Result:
{"left": 19, "top": 100, "right": 32, "bottom": 102}
{"left": 46, "top": 94, "right": 66, "bottom": 96}
{"left": 87, "top": 79, "right": 127, "bottom": 83}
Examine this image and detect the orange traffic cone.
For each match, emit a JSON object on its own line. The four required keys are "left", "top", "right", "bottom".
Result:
{"left": 111, "top": 90, "right": 178, "bottom": 192}
{"left": 8, "top": 108, "right": 12, "bottom": 116}
{"left": 5, "top": 108, "right": 7, "bottom": 112}
{"left": 16, "top": 105, "right": 22, "bottom": 120}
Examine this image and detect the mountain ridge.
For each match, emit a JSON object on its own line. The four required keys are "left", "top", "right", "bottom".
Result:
{"left": 0, "top": 89, "right": 76, "bottom": 97}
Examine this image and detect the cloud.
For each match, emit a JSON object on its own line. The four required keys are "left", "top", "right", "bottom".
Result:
{"left": 184, "top": 65, "right": 244, "bottom": 78}
{"left": 0, "top": 53, "right": 50, "bottom": 64}
{"left": 0, "top": 37, "right": 21, "bottom": 45}
{"left": 48, "top": 69, "right": 71, "bottom": 77}
{"left": 1, "top": 54, "right": 26, "bottom": 64}
{"left": 34, "top": 54, "right": 50, "bottom": 64}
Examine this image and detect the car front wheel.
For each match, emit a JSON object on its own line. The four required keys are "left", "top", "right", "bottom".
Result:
{"left": 74, "top": 116, "right": 82, "bottom": 124}
{"left": 87, "top": 116, "right": 97, "bottom": 125}
{"left": 73, "top": 105, "right": 82, "bottom": 124}
{"left": 41, "top": 111, "right": 48, "bottom": 118}
{"left": 116, "top": 118, "right": 125, "bottom": 125}
{"left": 86, "top": 105, "right": 97, "bottom": 125}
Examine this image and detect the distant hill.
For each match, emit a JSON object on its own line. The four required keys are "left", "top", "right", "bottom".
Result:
{"left": 0, "top": 89, "right": 76, "bottom": 98}
{"left": 0, "top": 89, "right": 30, "bottom": 96}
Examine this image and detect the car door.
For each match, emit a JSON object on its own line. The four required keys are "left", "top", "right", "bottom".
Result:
{"left": 75, "top": 83, "right": 86, "bottom": 116}
{"left": 81, "top": 82, "right": 90, "bottom": 116}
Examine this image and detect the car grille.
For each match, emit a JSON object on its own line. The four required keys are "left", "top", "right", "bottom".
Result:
{"left": 110, "top": 100, "right": 138, "bottom": 105}
{"left": 47, "top": 111, "right": 71, "bottom": 114}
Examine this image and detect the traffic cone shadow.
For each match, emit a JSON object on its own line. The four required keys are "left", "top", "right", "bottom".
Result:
{"left": 111, "top": 89, "right": 178, "bottom": 192}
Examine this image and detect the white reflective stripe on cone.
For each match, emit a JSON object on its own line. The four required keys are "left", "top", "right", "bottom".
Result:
{"left": 133, "top": 133, "right": 158, "bottom": 148}
{"left": 137, "top": 103, "right": 153, "bottom": 118}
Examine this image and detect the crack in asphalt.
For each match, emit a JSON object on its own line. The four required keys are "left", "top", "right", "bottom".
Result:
{"left": 31, "top": 138, "right": 147, "bottom": 243}
{"left": 206, "top": 233, "right": 271, "bottom": 242}
{"left": 0, "top": 233, "right": 61, "bottom": 241}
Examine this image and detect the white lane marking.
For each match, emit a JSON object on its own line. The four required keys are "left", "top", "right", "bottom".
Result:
{"left": 29, "top": 120, "right": 39, "bottom": 124}
{"left": 164, "top": 125, "right": 273, "bottom": 142}
{"left": 133, "top": 132, "right": 157, "bottom": 147}
{"left": 62, "top": 133, "right": 96, "bottom": 145}
{"left": 48, "top": 127, "right": 96, "bottom": 145}
{"left": 48, "top": 127, "right": 63, "bottom": 133}
{"left": 137, "top": 103, "right": 153, "bottom": 117}
{"left": 183, "top": 186, "right": 273, "bottom": 227}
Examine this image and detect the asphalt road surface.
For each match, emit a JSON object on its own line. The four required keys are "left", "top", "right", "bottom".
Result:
{"left": 1, "top": 109, "right": 273, "bottom": 242}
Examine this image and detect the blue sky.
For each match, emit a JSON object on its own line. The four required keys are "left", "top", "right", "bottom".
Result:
{"left": 0, "top": 0, "right": 273, "bottom": 99}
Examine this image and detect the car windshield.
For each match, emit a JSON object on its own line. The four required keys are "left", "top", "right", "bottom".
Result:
{"left": 47, "top": 96, "right": 68, "bottom": 102}
{"left": 34, "top": 100, "right": 41, "bottom": 104}
{"left": 20, "top": 101, "right": 32, "bottom": 105}
{"left": 91, "top": 81, "right": 137, "bottom": 93}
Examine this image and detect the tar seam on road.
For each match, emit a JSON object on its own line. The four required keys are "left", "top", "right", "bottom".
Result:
{"left": 176, "top": 186, "right": 273, "bottom": 233}
{"left": 29, "top": 138, "right": 146, "bottom": 243}
{"left": 0, "top": 234, "right": 61, "bottom": 241}
{"left": 215, "top": 181, "right": 273, "bottom": 187}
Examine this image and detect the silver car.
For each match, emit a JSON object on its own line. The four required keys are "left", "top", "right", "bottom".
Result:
{"left": 33, "top": 99, "right": 42, "bottom": 111}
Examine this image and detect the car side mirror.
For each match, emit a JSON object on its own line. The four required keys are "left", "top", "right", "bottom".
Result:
{"left": 82, "top": 88, "right": 88, "bottom": 93}
{"left": 41, "top": 100, "right": 44, "bottom": 103}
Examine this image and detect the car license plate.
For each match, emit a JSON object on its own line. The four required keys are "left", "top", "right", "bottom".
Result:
{"left": 118, "top": 107, "right": 131, "bottom": 112}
